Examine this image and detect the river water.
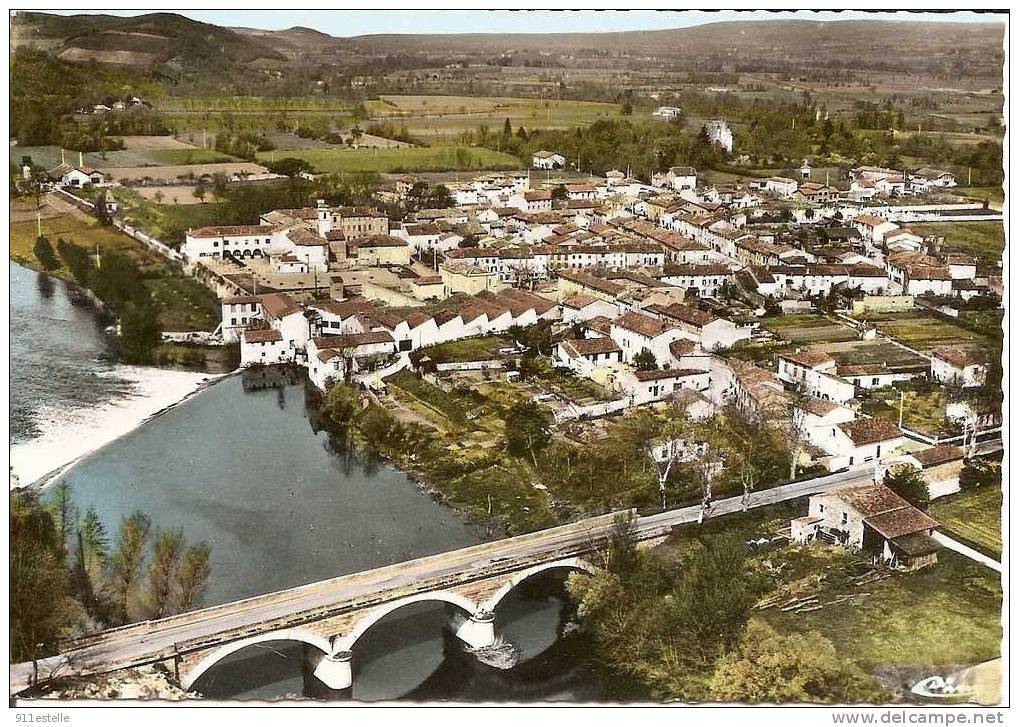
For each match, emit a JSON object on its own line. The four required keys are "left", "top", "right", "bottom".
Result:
{"left": 10, "top": 262, "right": 613, "bottom": 702}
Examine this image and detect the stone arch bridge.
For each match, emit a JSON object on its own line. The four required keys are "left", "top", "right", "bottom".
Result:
{"left": 13, "top": 512, "right": 644, "bottom": 698}
{"left": 11, "top": 464, "right": 879, "bottom": 698}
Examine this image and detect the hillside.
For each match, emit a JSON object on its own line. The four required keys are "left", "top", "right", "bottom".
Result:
{"left": 12, "top": 12, "right": 1006, "bottom": 83}
{"left": 11, "top": 11, "right": 285, "bottom": 69}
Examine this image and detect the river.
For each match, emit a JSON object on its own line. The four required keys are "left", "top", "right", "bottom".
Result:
{"left": 10, "top": 262, "right": 614, "bottom": 702}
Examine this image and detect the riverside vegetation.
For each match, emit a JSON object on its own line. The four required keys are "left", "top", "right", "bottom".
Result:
{"left": 10, "top": 483, "right": 211, "bottom": 664}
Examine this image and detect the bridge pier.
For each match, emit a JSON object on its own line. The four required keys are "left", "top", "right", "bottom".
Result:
{"left": 450, "top": 609, "right": 497, "bottom": 650}
{"left": 302, "top": 648, "right": 352, "bottom": 700}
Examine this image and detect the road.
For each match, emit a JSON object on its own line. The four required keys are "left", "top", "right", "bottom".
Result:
{"left": 10, "top": 465, "right": 875, "bottom": 695}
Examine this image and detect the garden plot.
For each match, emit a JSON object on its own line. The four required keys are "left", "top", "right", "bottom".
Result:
{"left": 762, "top": 314, "right": 859, "bottom": 343}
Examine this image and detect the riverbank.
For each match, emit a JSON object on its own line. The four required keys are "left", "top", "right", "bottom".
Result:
{"left": 10, "top": 366, "right": 229, "bottom": 489}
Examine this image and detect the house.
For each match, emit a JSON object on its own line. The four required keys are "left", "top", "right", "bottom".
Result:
{"left": 759, "top": 177, "right": 799, "bottom": 198}
{"left": 554, "top": 337, "right": 624, "bottom": 376}
{"left": 704, "top": 119, "right": 734, "bottom": 153}
{"left": 560, "top": 293, "right": 619, "bottom": 323}
{"left": 509, "top": 190, "right": 553, "bottom": 213}
{"left": 531, "top": 150, "right": 566, "bottom": 170}
{"left": 609, "top": 311, "right": 688, "bottom": 366}
{"left": 882, "top": 445, "right": 966, "bottom": 500}
{"left": 884, "top": 228, "right": 925, "bottom": 253}
{"left": 440, "top": 262, "right": 504, "bottom": 296}
{"left": 645, "top": 301, "right": 752, "bottom": 351}
{"left": 241, "top": 328, "right": 290, "bottom": 365}
{"left": 796, "top": 397, "right": 857, "bottom": 459}
{"left": 652, "top": 106, "right": 683, "bottom": 119}
{"left": 614, "top": 368, "right": 711, "bottom": 406}
{"left": 397, "top": 223, "right": 443, "bottom": 254}
{"left": 652, "top": 166, "right": 697, "bottom": 191}
{"left": 183, "top": 225, "right": 276, "bottom": 262}
{"left": 799, "top": 158, "right": 812, "bottom": 179}
{"left": 930, "top": 347, "right": 988, "bottom": 388}
{"left": 796, "top": 182, "right": 837, "bottom": 205}
{"left": 220, "top": 295, "right": 264, "bottom": 343}
{"left": 59, "top": 165, "right": 106, "bottom": 188}
{"left": 351, "top": 235, "right": 412, "bottom": 266}
{"left": 910, "top": 168, "right": 957, "bottom": 190}
{"left": 853, "top": 214, "right": 899, "bottom": 244}
{"left": 791, "top": 484, "right": 939, "bottom": 570}
{"left": 827, "top": 417, "right": 905, "bottom": 470}
{"left": 776, "top": 350, "right": 856, "bottom": 404}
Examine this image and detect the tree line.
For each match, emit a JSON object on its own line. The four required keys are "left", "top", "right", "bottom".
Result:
{"left": 54, "top": 236, "right": 163, "bottom": 363}
{"left": 10, "top": 484, "right": 211, "bottom": 663}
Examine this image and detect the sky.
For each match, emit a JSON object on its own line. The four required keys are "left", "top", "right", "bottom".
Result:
{"left": 39, "top": 9, "right": 1002, "bottom": 37}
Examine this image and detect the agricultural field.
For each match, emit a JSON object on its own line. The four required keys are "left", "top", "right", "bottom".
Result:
{"left": 817, "top": 339, "right": 928, "bottom": 369}
{"left": 931, "top": 484, "right": 1003, "bottom": 558}
{"left": 265, "top": 132, "right": 411, "bottom": 151}
{"left": 365, "top": 94, "right": 620, "bottom": 141}
{"left": 412, "top": 335, "right": 510, "bottom": 365}
{"left": 255, "top": 145, "right": 522, "bottom": 174}
{"left": 860, "top": 312, "right": 993, "bottom": 353}
{"left": 761, "top": 313, "right": 858, "bottom": 343}
{"left": 12, "top": 137, "right": 239, "bottom": 171}
{"left": 156, "top": 96, "right": 351, "bottom": 113}
{"left": 910, "top": 221, "right": 1005, "bottom": 267}
{"left": 100, "top": 162, "right": 271, "bottom": 185}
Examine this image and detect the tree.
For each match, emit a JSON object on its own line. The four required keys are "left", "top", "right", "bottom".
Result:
{"left": 502, "top": 117, "right": 512, "bottom": 139}
{"left": 646, "top": 405, "right": 691, "bottom": 510}
{"left": 266, "top": 157, "right": 315, "bottom": 177}
{"left": 109, "top": 511, "right": 152, "bottom": 621}
{"left": 75, "top": 508, "right": 109, "bottom": 613}
{"left": 146, "top": 529, "right": 184, "bottom": 618}
{"left": 725, "top": 409, "right": 767, "bottom": 512}
{"left": 621, "top": 101, "right": 633, "bottom": 116}
{"left": 33, "top": 235, "right": 60, "bottom": 271}
{"left": 709, "top": 620, "right": 884, "bottom": 703}
{"left": 633, "top": 349, "right": 658, "bottom": 371}
{"left": 322, "top": 382, "right": 361, "bottom": 429}
{"left": 504, "top": 400, "right": 553, "bottom": 466}
{"left": 193, "top": 182, "right": 207, "bottom": 203}
{"left": 94, "top": 190, "right": 111, "bottom": 225}
{"left": 46, "top": 480, "right": 77, "bottom": 552}
{"left": 177, "top": 542, "right": 212, "bottom": 612}
{"left": 10, "top": 491, "right": 80, "bottom": 662}
{"left": 118, "top": 301, "right": 163, "bottom": 364}
{"left": 883, "top": 464, "right": 930, "bottom": 510}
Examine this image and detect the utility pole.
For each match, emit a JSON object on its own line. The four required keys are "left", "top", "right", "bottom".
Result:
{"left": 36, "top": 210, "right": 42, "bottom": 238}
{"left": 898, "top": 390, "right": 905, "bottom": 428}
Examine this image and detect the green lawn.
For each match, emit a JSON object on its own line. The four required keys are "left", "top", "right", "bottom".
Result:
{"left": 144, "top": 148, "right": 239, "bottom": 165}
{"left": 950, "top": 186, "right": 1004, "bottom": 210}
{"left": 256, "top": 145, "right": 523, "bottom": 173}
{"left": 413, "top": 335, "right": 508, "bottom": 365}
{"left": 931, "top": 485, "right": 1003, "bottom": 558}
{"left": 859, "top": 387, "right": 956, "bottom": 436}
{"left": 763, "top": 549, "right": 1001, "bottom": 672}
{"left": 910, "top": 221, "right": 1004, "bottom": 267}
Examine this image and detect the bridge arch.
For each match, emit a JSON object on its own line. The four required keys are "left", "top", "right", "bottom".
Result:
{"left": 481, "top": 558, "right": 598, "bottom": 613}
{"left": 180, "top": 627, "right": 332, "bottom": 690}
{"left": 333, "top": 591, "right": 480, "bottom": 652}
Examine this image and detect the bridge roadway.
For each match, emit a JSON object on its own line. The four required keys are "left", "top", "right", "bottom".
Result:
{"left": 11, "top": 465, "right": 875, "bottom": 695}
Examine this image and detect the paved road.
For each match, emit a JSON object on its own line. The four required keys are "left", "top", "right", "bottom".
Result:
{"left": 10, "top": 465, "right": 876, "bottom": 695}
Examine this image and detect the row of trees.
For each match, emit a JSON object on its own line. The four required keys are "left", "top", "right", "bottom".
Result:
{"left": 55, "top": 237, "right": 163, "bottom": 363}
{"left": 11, "top": 485, "right": 211, "bottom": 663}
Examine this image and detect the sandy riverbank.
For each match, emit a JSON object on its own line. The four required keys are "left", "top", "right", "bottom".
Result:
{"left": 10, "top": 366, "right": 230, "bottom": 489}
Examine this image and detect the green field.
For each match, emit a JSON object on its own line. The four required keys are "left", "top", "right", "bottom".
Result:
{"left": 256, "top": 145, "right": 522, "bottom": 173}
{"left": 670, "top": 500, "right": 1002, "bottom": 677}
{"left": 157, "top": 96, "right": 351, "bottom": 113}
{"left": 762, "top": 314, "right": 858, "bottom": 343}
{"left": 951, "top": 186, "right": 1005, "bottom": 210}
{"left": 931, "top": 485, "right": 1003, "bottom": 558}
{"left": 143, "top": 148, "right": 239, "bottom": 165}
{"left": 412, "top": 335, "right": 508, "bottom": 365}
{"left": 366, "top": 94, "right": 619, "bottom": 140}
{"left": 866, "top": 313, "right": 991, "bottom": 352}
{"left": 910, "top": 221, "right": 1005, "bottom": 267}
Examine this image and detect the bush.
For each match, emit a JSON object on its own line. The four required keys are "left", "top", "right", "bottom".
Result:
{"left": 33, "top": 235, "right": 60, "bottom": 270}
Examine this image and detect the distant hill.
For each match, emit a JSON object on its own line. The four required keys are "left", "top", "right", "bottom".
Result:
{"left": 11, "top": 11, "right": 285, "bottom": 69}
{"left": 11, "top": 12, "right": 1005, "bottom": 82}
